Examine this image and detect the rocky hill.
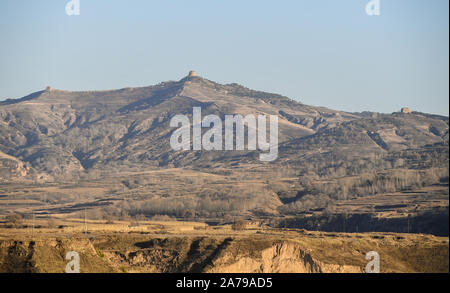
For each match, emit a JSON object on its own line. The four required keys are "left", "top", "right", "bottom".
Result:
{"left": 0, "top": 73, "right": 448, "bottom": 235}
{"left": 0, "top": 75, "right": 363, "bottom": 178}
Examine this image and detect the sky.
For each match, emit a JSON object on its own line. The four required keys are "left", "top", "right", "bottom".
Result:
{"left": 0, "top": 0, "right": 448, "bottom": 115}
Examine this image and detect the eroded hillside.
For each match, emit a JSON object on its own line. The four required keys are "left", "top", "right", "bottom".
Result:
{"left": 0, "top": 229, "right": 447, "bottom": 273}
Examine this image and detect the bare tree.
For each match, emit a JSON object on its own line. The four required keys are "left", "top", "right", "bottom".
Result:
{"left": 232, "top": 219, "right": 247, "bottom": 231}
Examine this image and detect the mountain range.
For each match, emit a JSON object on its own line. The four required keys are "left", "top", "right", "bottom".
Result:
{"left": 0, "top": 73, "right": 448, "bottom": 235}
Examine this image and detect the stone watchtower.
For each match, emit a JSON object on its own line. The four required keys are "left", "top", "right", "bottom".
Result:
{"left": 401, "top": 107, "right": 411, "bottom": 114}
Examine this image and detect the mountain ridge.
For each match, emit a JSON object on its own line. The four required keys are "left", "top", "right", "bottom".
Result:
{"left": 0, "top": 73, "right": 448, "bottom": 234}
{"left": 0, "top": 73, "right": 448, "bottom": 178}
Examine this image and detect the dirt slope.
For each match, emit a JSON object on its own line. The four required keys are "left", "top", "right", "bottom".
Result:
{"left": 0, "top": 232, "right": 447, "bottom": 273}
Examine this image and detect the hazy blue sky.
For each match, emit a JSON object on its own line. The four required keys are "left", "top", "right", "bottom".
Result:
{"left": 0, "top": 0, "right": 448, "bottom": 115}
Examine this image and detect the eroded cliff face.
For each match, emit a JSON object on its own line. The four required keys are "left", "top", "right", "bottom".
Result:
{"left": 0, "top": 238, "right": 362, "bottom": 273}
{"left": 207, "top": 242, "right": 362, "bottom": 273}
{"left": 0, "top": 234, "right": 447, "bottom": 273}
{"left": 0, "top": 151, "right": 31, "bottom": 182}
{"left": 0, "top": 238, "right": 113, "bottom": 273}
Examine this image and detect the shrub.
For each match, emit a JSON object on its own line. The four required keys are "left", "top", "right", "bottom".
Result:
{"left": 47, "top": 218, "right": 57, "bottom": 229}
{"left": 182, "top": 209, "right": 196, "bottom": 219}
{"left": 5, "top": 214, "right": 22, "bottom": 227}
{"left": 95, "top": 248, "right": 105, "bottom": 258}
{"left": 128, "top": 221, "right": 140, "bottom": 228}
{"left": 232, "top": 219, "right": 247, "bottom": 231}
{"left": 150, "top": 214, "right": 174, "bottom": 222}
